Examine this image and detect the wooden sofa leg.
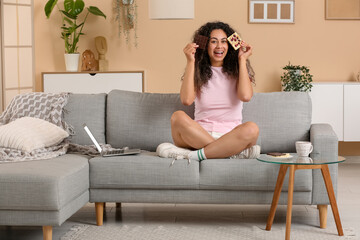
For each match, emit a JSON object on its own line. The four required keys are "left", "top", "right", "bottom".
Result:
{"left": 43, "top": 226, "right": 52, "bottom": 240}
{"left": 95, "top": 202, "right": 105, "bottom": 226}
{"left": 318, "top": 204, "right": 328, "bottom": 228}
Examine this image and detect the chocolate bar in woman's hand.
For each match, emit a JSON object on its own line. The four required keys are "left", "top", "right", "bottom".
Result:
{"left": 227, "top": 32, "right": 247, "bottom": 51}
{"left": 194, "top": 34, "right": 208, "bottom": 50}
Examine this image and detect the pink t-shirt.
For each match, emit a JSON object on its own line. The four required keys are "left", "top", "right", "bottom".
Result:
{"left": 195, "top": 66, "right": 243, "bottom": 134}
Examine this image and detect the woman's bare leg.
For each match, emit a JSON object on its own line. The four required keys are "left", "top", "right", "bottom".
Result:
{"left": 171, "top": 111, "right": 259, "bottom": 159}
{"left": 171, "top": 111, "right": 215, "bottom": 149}
{"left": 204, "top": 121, "right": 259, "bottom": 159}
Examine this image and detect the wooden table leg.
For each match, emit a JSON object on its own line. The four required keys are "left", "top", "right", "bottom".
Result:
{"left": 266, "top": 165, "right": 289, "bottom": 231}
{"left": 285, "top": 165, "right": 295, "bottom": 240}
{"left": 321, "top": 165, "right": 344, "bottom": 236}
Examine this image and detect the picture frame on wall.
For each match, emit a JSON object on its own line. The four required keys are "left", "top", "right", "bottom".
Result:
{"left": 248, "top": 0, "right": 295, "bottom": 23}
{"left": 325, "top": 0, "right": 360, "bottom": 20}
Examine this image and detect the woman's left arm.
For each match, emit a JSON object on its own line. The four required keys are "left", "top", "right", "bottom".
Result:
{"left": 237, "top": 42, "right": 253, "bottom": 102}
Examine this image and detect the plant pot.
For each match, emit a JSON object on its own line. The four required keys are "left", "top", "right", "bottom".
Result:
{"left": 64, "top": 53, "right": 80, "bottom": 72}
{"left": 291, "top": 69, "right": 302, "bottom": 76}
{"left": 122, "top": 0, "right": 134, "bottom": 5}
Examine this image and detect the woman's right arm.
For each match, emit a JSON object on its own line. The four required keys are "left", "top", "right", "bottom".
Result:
{"left": 180, "top": 43, "right": 198, "bottom": 106}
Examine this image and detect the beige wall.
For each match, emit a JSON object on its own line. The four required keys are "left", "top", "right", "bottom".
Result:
{"left": 34, "top": 0, "right": 360, "bottom": 155}
{"left": 34, "top": 0, "right": 360, "bottom": 93}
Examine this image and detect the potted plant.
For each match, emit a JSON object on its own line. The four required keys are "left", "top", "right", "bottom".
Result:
{"left": 44, "top": 0, "right": 106, "bottom": 71}
{"left": 281, "top": 63, "right": 313, "bottom": 92}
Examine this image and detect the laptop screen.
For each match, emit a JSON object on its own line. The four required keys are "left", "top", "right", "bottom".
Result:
{"left": 83, "top": 124, "right": 103, "bottom": 153}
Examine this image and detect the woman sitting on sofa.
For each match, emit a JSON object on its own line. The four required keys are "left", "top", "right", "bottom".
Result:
{"left": 157, "top": 21, "right": 260, "bottom": 162}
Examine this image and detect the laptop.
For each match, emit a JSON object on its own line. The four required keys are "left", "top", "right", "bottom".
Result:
{"left": 83, "top": 124, "right": 141, "bottom": 157}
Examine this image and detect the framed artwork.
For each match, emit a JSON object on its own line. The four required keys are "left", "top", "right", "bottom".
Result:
{"left": 149, "top": 0, "right": 194, "bottom": 19}
{"left": 248, "top": 0, "right": 295, "bottom": 23}
{"left": 325, "top": 0, "right": 360, "bottom": 20}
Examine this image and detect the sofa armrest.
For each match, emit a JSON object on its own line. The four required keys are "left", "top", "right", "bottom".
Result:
{"left": 310, "top": 123, "right": 339, "bottom": 205}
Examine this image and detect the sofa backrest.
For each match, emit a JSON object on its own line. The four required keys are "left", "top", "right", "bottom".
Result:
{"left": 64, "top": 91, "right": 311, "bottom": 153}
{"left": 243, "top": 91, "right": 312, "bottom": 153}
{"left": 64, "top": 93, "right": 107, "bottom": 145}
{"left": 106, "top": 90, "right": 194, "bottom": 151}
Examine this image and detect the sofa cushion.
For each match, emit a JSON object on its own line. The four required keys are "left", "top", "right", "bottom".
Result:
{"left": 90, "top": 152, "right": 199, "bottom": 190}
{"left": 199, "top": 158, "right": 312, "bottom": 192}
{"left": 0, "top": 117, "right": 68, "bottom": 152}
{"left": 64, "top": 93, "right": 106, "bottom": 145}
{"left": 106, "top": 90, "right": 194, "bottom": 151}
{"left": 243, "top": 92, "right": 311, "bottom": 153}
{"left": 0, "top": 154, "right": 89, "bottom": 210}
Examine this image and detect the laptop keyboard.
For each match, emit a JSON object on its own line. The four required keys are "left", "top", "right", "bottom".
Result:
{"left": 106, "top": 149, "right": 124, "bottom": 154}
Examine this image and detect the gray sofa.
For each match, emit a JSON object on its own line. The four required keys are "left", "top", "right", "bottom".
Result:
{"left": 0, "top": 90, "right": 338, "bottom": 240}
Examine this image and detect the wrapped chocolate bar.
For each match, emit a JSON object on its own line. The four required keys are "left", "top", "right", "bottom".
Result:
{"left": 227, "top": 32, "right": 247, "bottom": 52}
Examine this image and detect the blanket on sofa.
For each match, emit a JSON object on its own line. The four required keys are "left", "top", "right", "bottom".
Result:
{"left": 0, "top": 92, "right": 73, "bottom": 163}
{"left": 67, "top": 142, "right": 115, "bottom": 156}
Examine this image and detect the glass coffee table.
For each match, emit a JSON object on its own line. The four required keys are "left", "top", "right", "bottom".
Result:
{"left": 257, "top": 153, "right": 345, "bottom": 240}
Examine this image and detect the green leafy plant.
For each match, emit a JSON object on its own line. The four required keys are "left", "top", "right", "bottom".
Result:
{"left": 281, "top": 63, "right": 313, "bottom": 92}
{"left": 45, "top": 0, "right": 106, "bottom": 53}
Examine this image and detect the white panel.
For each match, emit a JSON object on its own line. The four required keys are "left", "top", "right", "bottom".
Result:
{"left": 3, "top": 5, "right": 18, "bottom": 46}
{"left": 2, "top": 0, "right": 31, "bottom": 4}
{"left": 344, "top": 84, "right": 360, "bottom": 141}
{"left": 18, "top": 6, "right": 32, "bottom": 46}
{"left": 5, "top": 89, "right": 19, "bottom": 108}
{"left": 3, "top": 0, "right": 17, "bottom": 3}
{"left": 4, "top": 48, "right": 19, "bottom": 89}
{"left": 20, "top": 88, "right": 33, "bottom": 94}
{"left": 149, "top": 0, "right": 194, "bottom": 19}
{"left": 19, "top": 48, "right": 33, "bottom": 87}
{"left": 18, "top": 0, "right": 32, "bottom": 4}
{"left": 309, "top": 83, "right": 343, "bottom": 141}
{"left": 43, "top": 72, "right": 143, "bottom": 94}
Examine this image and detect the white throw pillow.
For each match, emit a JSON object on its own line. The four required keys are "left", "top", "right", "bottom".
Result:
{"left": 0, "top": 117, "right": 69, "bottom": 152}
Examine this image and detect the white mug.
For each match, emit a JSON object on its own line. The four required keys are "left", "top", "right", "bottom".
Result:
{"left": 295, "top": 141, "right": 313, "bottom": 157}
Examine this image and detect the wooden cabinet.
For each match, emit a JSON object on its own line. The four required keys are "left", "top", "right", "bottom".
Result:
{"left": 309, "top": 82, "right": 360, "bottom": 142}
{"left": 42, "top": 71, "right": 144, "bottom": 94}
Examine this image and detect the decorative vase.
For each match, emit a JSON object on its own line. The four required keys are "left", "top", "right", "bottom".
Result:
{"left": 64, "top": 53, "right": 80, "bottom": 72}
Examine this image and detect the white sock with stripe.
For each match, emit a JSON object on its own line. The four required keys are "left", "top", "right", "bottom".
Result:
{"left": 187, "top": 148, "right": 207, "bottom": 161}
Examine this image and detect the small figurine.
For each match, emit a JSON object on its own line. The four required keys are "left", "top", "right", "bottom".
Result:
{"left": 81, "top": 49, "right": 98, "bottom": 71}
{"left": 95, "top": 36, "right": 109, "bottom": 71}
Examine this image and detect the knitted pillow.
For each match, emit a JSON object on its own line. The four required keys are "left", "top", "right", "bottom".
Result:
{"left": 0, "top": 117, "right": 69, "bottom": 152}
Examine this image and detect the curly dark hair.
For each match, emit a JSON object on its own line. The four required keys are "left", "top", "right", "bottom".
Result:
{"left": 192, "top": 21, "right": 255, "bottom": 91}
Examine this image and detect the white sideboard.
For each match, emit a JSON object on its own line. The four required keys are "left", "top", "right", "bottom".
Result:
{"left": 343, "top": 84, "right": 360, "bottom": 141}
{"left": 42, "top": 71, "right": 144, "bottom": 94}
{"left": 309, "top": 82, "right": 360, "bottom": 142}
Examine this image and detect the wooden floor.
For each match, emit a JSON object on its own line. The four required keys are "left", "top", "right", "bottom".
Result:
{"left": 0, "top": 160, "right": 359, "bottom": 240}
